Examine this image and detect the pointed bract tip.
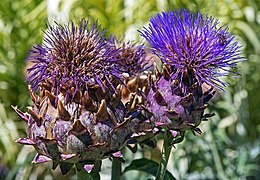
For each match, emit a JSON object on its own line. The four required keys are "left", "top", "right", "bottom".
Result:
{"left": 32, "top": 154, "right": 52, "bottom": 164}
{"left": 169, "top": 130, "right": 178, "bottom": 137}
{"left": 15, "top": 138, "right": 35, "bottom": 145}
{"left": 11, "top": 105, "right": 30, "bottom": 122}
{"left": 61, "top": 154, "right": 77, "bottom": 161}
{"left": 112, "top": 151, "right": 123, "bottom": 158}
{"left": 58, "top": 99, "right": 71, "bottom": 121}
{"left": 83, "top": 164, "right": 94, "bottom": 173}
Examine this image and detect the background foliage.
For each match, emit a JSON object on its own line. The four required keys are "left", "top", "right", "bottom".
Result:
{"left": 0, "top": 0, "right": 259, "bottom": 179}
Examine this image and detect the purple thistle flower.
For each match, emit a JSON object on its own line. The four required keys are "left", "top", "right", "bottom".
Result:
{"left": 27, "top": 19, "right": 121, "bottom": 101}
{"left": 140, "top": 9, "right": 244, "bottom": 92}
{"left": 107, "top": 36, "right": 150, "bottom": 75}
{"left": 14, "top": 19, "right": 155, "bottom": 174}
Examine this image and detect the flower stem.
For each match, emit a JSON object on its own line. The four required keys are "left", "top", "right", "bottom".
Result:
{"left": 111, "top": 158, "right": 122, "bottom": 180}
{"left": 155, "top": 131, "right": 173, "bottom": 180}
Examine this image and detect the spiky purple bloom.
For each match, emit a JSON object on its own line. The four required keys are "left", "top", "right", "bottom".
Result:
{"left": 27, "top": 19, "right": 121, "bottom": 100}
{"left": 140, "top": 9, "right": 243, "bottom": 92}
{"left": 129, "top": 9, "right": 245, "bottom": 140}
{"left": 107, "top": 36, "right": 149, "bottom": 75}
{"left": 14, "top": 19, "right": 153, "bottom": 175}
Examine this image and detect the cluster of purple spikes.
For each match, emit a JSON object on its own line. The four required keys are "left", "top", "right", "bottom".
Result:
{"left": 27, "top": 20, "right": 123, "bottom": 99}
{"left": 140, "top": 9, "right": 243, "bottom": 92}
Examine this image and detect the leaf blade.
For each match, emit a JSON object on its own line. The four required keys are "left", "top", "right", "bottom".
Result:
{"left": 122, "top": 158, "right": 176, "bottom": 180}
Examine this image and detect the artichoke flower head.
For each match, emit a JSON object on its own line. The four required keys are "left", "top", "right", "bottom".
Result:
{"left": 13, "top": 19, "right": 148, "bottom": 174}
{"left": 139, "top": 9, "right": 244, "bottom": 141}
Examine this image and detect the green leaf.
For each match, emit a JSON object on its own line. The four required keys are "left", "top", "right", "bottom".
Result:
{"left": 122, "top": 158, "right": 176, "bottom": 180}
{"left": 89, "top": 172, "right": 100, "bottom": 180}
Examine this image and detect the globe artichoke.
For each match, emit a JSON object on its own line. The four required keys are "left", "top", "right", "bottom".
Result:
{"left": 136, "top": 9, "right": 244, "bottom": 142}
{"left": 13, "top": 19, "right": 149, "bottom": 174}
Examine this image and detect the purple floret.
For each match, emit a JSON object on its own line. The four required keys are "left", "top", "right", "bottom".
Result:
{"left": 106, "top": 36, "right": 150, "bottom": 75}
{"left": 140, "top": 9, "right": 244, "bottom": 91}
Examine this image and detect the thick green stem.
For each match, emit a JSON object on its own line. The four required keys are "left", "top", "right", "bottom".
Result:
{"left": 111, "top": 158, "right": 122, "bottom": 180}
{"left": 155, "top": 131, "right": 173, "bottom": 180}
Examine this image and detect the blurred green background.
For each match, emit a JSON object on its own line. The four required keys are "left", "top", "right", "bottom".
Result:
{"left": 0, "top": 0, "right": 259, "bottom": 179}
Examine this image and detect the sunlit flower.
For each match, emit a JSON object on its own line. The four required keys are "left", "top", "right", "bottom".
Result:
{"left": 13, "top": 19, "right": 149, "bottom": 174}
{"left": 136, "top": 9, "right": 245, "bottom": 138}
{"left": 27, "top": 19, "right": 121, "bottom": 100}
{"left": 140, "top": 9, "right": 244, "bottom": 92}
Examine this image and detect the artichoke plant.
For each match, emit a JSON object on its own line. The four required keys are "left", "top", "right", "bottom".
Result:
{"left": 13, "top": 9, "right": 244, "bottom": 178}
{"left": 13, "top": 19, "right": 149, "bottom": 174}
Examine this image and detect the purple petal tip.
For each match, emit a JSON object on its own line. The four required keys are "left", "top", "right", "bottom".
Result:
{"left": 61, "top": 154, "right": 77, "bottom": 161}
{"left": 83, "top": 164, "right": 94, "bottom": 173}
{"left": 112, "top": 151, "right": 123, "bottom": 158}
{"left": 15, "top": 138, "right": 35, "bottom": 145}
{"left": 155, "top": 122, "right": 165, "bottom": 126}
{"left": 32, "top": 154, "right": 52, "bottom": 164}
{"left": 169, "top": 130, "right": 178, "bottom": 137}
{"left": 153, "top": 127, "right": 159, "bottom": 133}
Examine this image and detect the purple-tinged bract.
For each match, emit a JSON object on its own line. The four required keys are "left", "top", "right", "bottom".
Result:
{"left": 140, "top": 9, "right": 244, "bottom": 91}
